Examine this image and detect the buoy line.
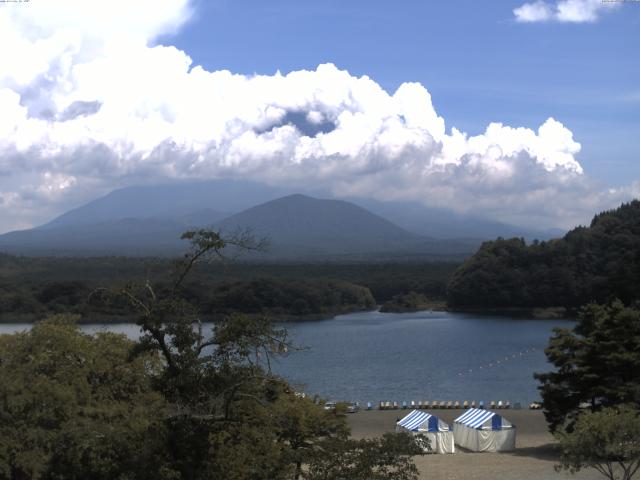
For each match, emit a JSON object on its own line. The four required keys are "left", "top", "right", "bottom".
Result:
{"left": 455, "top": 347, "right": 538, "bottom": 377}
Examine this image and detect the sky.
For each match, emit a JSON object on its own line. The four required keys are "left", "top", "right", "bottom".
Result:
{"left": 0, "top": 0, "right": 638, "bottom": 233}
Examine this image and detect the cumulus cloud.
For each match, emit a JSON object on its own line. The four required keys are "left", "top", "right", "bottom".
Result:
{"left": 514, "top": 1, "right": 555, "bottom": 22}
{"left": 514, "top": 0, "right": 620, "bottom": 23}
{"left": 0, "top": 0, "right": 634, "bottom": 233}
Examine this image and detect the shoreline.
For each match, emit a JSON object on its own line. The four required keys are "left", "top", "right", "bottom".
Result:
{"left": 0, "top": 306, "right": 379, "bottom": 325}
{"left": 449, "top": 306, "right": 575, "bottom": 320}
{"left": 0, "top": 305, "right": 576, "bottom": 324}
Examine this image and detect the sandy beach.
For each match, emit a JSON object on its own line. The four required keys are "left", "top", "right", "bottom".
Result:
{"left": 347, "top": 409, "right": 602, "bottom": 480}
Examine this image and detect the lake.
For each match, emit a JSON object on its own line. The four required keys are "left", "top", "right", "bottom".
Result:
{"left": 0, "top": 310, "right": 572, "bottom": 405}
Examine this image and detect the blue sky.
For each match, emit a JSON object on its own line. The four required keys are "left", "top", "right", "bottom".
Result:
{"left": 167, "top": 0, "right": 640, "bottom": 185}
{"left": 0, "top": 0, "right": 638, "bottom": 232}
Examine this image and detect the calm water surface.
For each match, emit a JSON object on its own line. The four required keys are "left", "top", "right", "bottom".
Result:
{"left": 0, "top": 310, "right": 572, "bottom": 405}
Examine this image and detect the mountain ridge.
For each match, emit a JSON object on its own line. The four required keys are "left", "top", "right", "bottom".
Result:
{"left": 0, "top": 192, "right": 478, "bottom": 259}
{"left": 0, "top": 181, "right": 564, "bottom": 259}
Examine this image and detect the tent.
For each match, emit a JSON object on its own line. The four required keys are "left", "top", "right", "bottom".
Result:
{"left": 395, "top": 410, "right": 455, "bottom": 454}
{"left": 453, "top": 408, "right": 516, "bottom": 452}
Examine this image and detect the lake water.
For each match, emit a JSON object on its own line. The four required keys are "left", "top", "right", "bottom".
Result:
{"left": 0, "top": 310, "right": 572, "bottom": 405}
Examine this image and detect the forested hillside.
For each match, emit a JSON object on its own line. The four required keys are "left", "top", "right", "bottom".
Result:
{"left": 447, "top": 201, "right": 640, "bottom": 309}
{"left": 0, "top": 255, "right": 456, "bottom": 321}
{"left": 0, "top": 275, "right": 375, "bottom": 322}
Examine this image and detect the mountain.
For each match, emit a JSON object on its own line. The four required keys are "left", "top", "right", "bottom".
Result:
{"left": 40, "top": 180, "right": 290, "bottom": 230}
{"left": 0, "top": 218, "right": 188, "bottom": 256}
{"left": 217, "top": 194, "right": 414, "bottom": 251}
{"left": 0, "top": 179, "right": 287, "bottom": 256}
{"left": 0, "top": 179, "right": 562, "bottom": 258}
{"left": 214, "top": 194, "right": 477, "bottom": 258}
{"left": 0, "top": 191, "right": 479, "bottom": 258}
{"left": 348, "top": 197, "right": 564, "bottom": 241}
{"left": 37, "top": 180, "right": 561, "bottom": 240}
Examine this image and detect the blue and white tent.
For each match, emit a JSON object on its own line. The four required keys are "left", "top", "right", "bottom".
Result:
{"left": 453, "top": 408, "right": 516, "bottom": 452}
{"left": 396, "top": 410, "right": 455, "bottom": 454}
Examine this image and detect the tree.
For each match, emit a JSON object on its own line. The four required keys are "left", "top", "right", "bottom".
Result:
{"left": 555, "top": 406, "right": 640, "bottom": 480}
{"left": 108, "top": 228, "right": 425, "bottom": 479}
{"left": 0, "top": 315, "right": 168, "bottom": 480}
{"left": 447, "top": 200, "right": 640, "bottom": 309}
{"left": 304, "top": 433, "right": 425, "bottom": 480}
{"left": 1, "top": 229, "right": 425, "bottom": 479}
{"left": 107, "top": 229, "right": 298, "bottom": 478}
{"left": 271, "top": 395, "right": 349, "bottom": 479}
{"left": 379, "top": 291, "right": 430, "bottom": 313}
{"left": 535, "top": 301, "right": 640, "bottom": 431}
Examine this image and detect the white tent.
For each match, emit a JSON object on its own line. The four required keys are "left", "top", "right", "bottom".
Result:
{"left": 453, "top": 408, "right": 516, "bottom": 452}
{"left": 396, "top": 410, "right": 455, "bottom": 454}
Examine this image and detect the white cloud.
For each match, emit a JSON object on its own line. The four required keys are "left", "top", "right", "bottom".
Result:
{"left": 513, "top": 1, "right": 554, "bottom": 22}
{"left": 514, "top": 0, "right": 620, "bottom": 23}
{"left": 0, "top": 0, "right": 635, "bottom": 233}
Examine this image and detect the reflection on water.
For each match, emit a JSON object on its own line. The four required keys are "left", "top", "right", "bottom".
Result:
{"left": 0, "top": 310, "right": 571, "bottom": 405}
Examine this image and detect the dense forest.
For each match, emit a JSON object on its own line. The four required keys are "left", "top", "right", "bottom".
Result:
{"left": 379, "top": 292, "right": 437, "bottom": 313}
{"left": 447, "top": 201, "right": 640, "bottom": 309}
{"left": 0, "top": 254, "right": 457, "bottom": 321}
{"left": 0, "top": 276, "right": 375, "bottom": 322}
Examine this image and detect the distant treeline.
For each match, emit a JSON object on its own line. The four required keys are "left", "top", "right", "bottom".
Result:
{"left": 447, "top": 201, "right": 640, "bottom": 309}
{"left": 379, "top": 291, "right": 442, "bottom": 313}
{"left": 187, "top": 278, "right": 377, "bottom": 319}
{"left": 0, "top": 256, "right": 458, "bottom": 321}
